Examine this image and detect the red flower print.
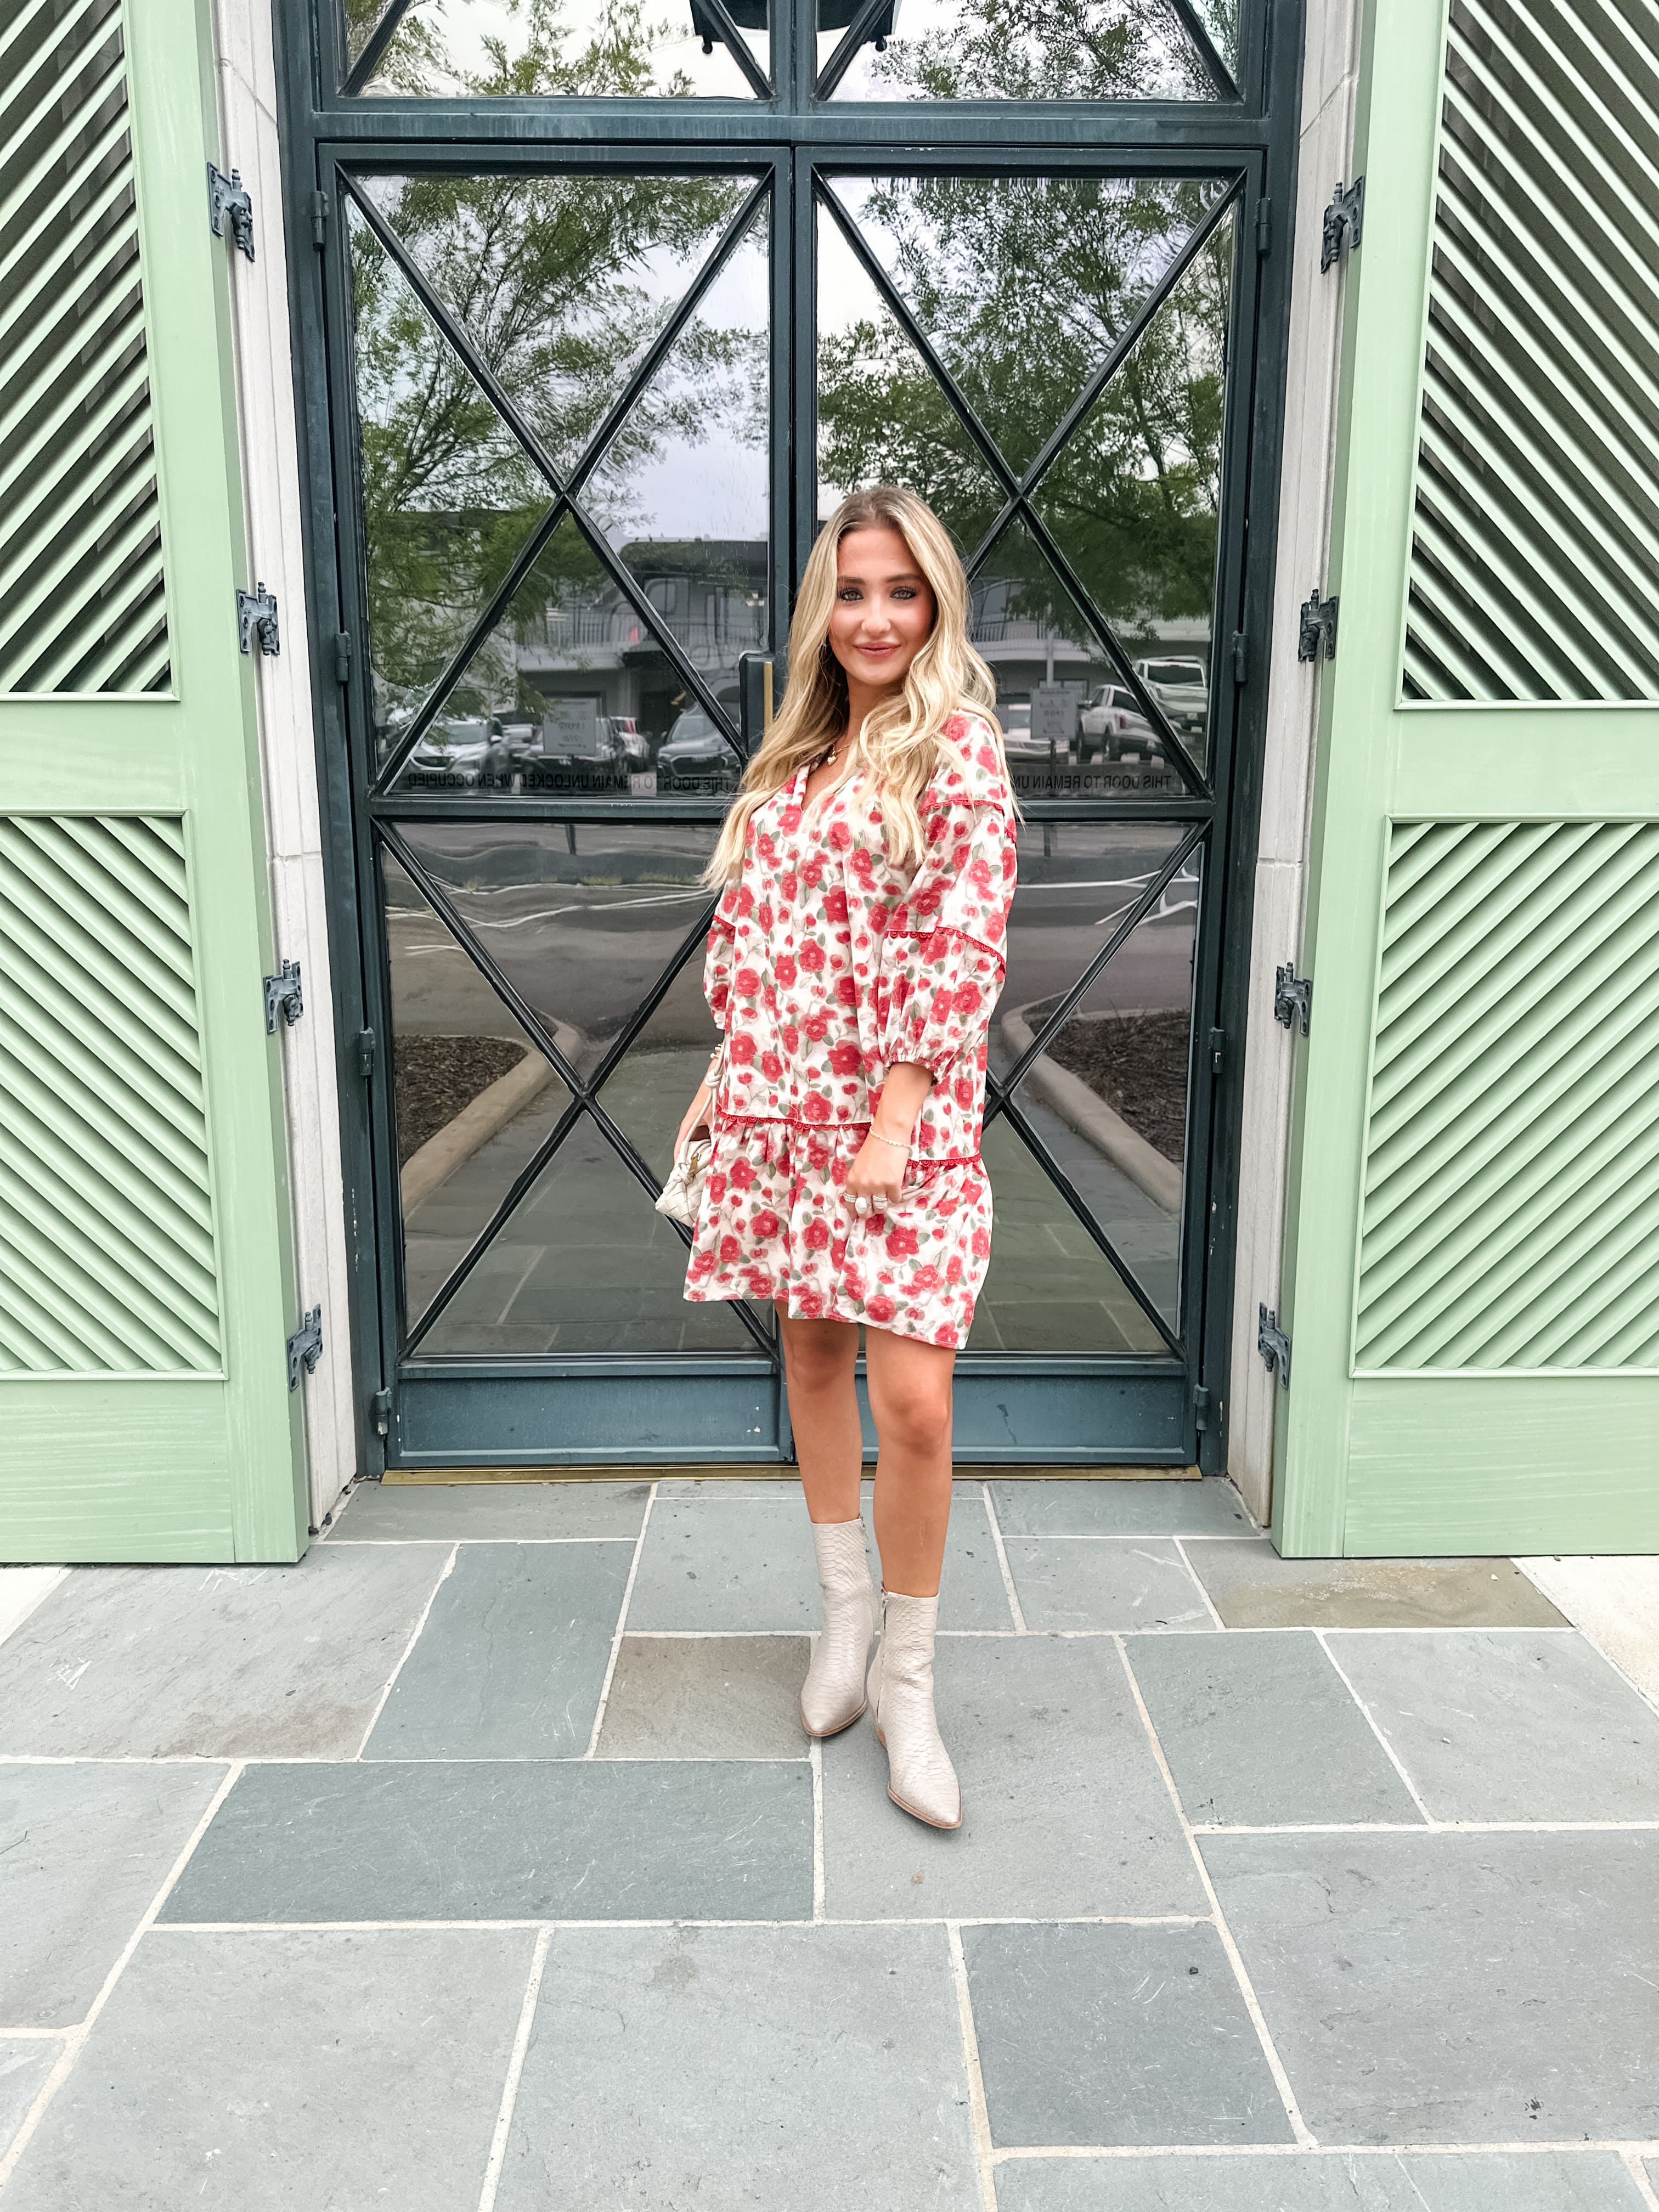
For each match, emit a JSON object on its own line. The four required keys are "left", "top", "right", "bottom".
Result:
{"left": 686, "top": 743, "right": 1014, "bottom": 1345}
{"left": 707, "top": 1172, "right": 727, "bottom": 1205}
{"left": 944, "top": 713, "right": 967, "bottom": 741}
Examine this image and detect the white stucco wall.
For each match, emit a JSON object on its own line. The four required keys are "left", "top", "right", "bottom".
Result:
{"left": 1226, "top": 0, "right": 1366, "bottom": 1525}
{"left": 211, "top": 0, "right": 359, "bottom": 1525}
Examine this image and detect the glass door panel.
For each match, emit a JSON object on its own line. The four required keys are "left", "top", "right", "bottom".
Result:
{"left": 349, "top": 171, "right": 770, "bottom": 794}
{"left": 346, "top": 0, "right": 772, "bottom": 99}
{"left": 815, "top": 169, "right": 1238, "bottom": 803}
{"left": 816, "top": 0, "right": 1239, "bottom": 101}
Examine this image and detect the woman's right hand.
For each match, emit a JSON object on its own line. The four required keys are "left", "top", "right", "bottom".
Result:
{"left": 674, "top": 1082, "right": 713, "bottom": 1160}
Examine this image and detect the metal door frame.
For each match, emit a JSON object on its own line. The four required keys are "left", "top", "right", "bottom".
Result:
{"left": 272, "top": 0, "right": 1306, "bottom": 1473}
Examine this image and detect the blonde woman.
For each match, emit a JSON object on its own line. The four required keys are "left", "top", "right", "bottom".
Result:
{"left": 674, "top": 484, "right": 1018, "bottom": 1831}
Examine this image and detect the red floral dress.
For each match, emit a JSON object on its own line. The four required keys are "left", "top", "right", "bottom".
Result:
{"left": 684, "top": 712, "right": 1019, "bottom": 1348}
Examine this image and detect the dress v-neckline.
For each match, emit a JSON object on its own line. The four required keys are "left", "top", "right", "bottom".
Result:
{"left": 797, "top": 751, "right": 858, "bottom": 811}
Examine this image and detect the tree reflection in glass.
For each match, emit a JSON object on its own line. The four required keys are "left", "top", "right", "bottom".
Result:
{"left": 818, "top": 173, "right": 1233, "bottom": 787}
{"left": 817, "top": 0, "right": 1238, "bottom": 102}
{"left": 348, "top": 0, "right": 769, "bottom": 99}
{"left": 346, "top": 171, "right": 767, "bottom": 774}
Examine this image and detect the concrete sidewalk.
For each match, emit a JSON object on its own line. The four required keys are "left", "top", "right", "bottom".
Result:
{"left": 1, "top": 1477, "right": 1657, "bottom": 2209}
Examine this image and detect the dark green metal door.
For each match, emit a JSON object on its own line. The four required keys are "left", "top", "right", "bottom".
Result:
{"left": 279, "top": 0, "right": 1302, "bottom": 1469}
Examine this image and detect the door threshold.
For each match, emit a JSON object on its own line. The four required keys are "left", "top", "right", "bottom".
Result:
{"left": 381, "top": 1463, "right": 1204, "bottom": 1484}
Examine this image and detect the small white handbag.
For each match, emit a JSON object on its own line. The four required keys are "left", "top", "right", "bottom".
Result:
{"left": 654, "top": 1042, "right": 724, "bottom": 1227}
{"left": 654, "top": 1133, "right": 712, "bottom": 1226}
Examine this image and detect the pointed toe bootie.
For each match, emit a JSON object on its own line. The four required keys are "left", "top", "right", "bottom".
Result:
{"left": 800, "top": 1519, "right": 877, "bottom": 1738}
{"left": 866, "top": 1590, "right": 962, "bottom": 1830}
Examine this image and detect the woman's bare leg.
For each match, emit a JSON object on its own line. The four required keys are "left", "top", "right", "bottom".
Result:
{"left": 777, "top": 1309, "right": 862, "bottom": 1523}
{"left": 864, "top": 1328, "right": 956, "bottom": 1596}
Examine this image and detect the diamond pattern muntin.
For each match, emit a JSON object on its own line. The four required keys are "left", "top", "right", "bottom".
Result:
{"left": 352, "top": 177, "right": 771, "bottom": 789}
{"left": 818, "top": 174, "right": 1238, "bottom": 792}
{"left": 347, "top": 143, "right": 1237, "bottom": 1362}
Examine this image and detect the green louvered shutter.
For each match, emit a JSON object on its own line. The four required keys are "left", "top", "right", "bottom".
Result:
{"left": 1274, "top": 0, "right": 1659, "bottom": 1557}
{"left": 0, "top": 0, "right": 306, "bottom": 1559}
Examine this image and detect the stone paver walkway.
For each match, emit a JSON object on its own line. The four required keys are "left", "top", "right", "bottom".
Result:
{"left": 1, "top": 1476, "right": 1658, "bottom": 2209}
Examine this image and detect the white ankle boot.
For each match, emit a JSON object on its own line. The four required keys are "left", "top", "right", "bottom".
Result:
{"left": 866, "top": 1590, "right": 962, "bottom": 1830}
{"left": 800, "top": 1519, "right": 877, "bottom": 1738}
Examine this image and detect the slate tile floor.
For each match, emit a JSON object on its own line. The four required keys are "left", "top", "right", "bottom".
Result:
{"left": 1, "top": 1478, "right": 1657, "bottom": 2211}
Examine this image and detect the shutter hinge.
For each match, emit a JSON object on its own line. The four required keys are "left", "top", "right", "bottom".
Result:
{"left": 1255, "top": 196, "right": 1272, "bottom": 256}
{"left": 1322, "top": 175, "right": 1364, "bottom": 272}
{"left": 287, "top": 1306, "right": 323, "bottom": 1390}
{"left": 238, "top": 583, "right": 280, "bottom": 656}
{"left": 1297, "top": 587, "right": 1338, "bottom": 663}
{"left": 1231, "top": 630, "right": 1248, "bottom": 685}
{"left": 353, "top": 1027, "right": 376, "bottom": 1079}
{"left": 1257, "top": 1304, "right": 1292, "bottom": 1387}
{"left": 371, "top": 1387, "right": 393, "bottom": 1437}
{"left": 311, "top": 190, "right": 329, "bottom": 249}
{"left": 207, "top": 162, "right": 255, "bottom": 260}
{"left": 264, "top": 958, "right": 304, "bottom": 1032}
{"left": 333, "top": 630, "right": 352, "bottom": 684}
{"left": 1194, "top": 1384, "right": 1213, "bottom": 1432}
{"left": 1274, "top": 962, "right": 1312, "bottom": 1036}
{"left": 1208, "top": 1026, "right": 1226, "bottom": 1074}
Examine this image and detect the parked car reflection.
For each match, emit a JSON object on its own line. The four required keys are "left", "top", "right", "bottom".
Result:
{"left": 657, "top": 707, "right": 741, "bottom": 792}
{"left": 1132, "top": 657, "right": 1207, "bottom": 739}
{"left": 406, "top": 716, "right": 505, "bottom": 787}
{"left": 1078, "top": 684, "right": 1162, "bottom": 765}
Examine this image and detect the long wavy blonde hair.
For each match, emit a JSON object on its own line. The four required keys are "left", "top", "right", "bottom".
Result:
{"left": 706, "top": 485, "right": 1003, "bottom": 882}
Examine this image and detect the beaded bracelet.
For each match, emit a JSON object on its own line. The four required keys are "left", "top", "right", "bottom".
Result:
{"left": 871, "top": 1130, "right": 911, "bottom": 1152}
